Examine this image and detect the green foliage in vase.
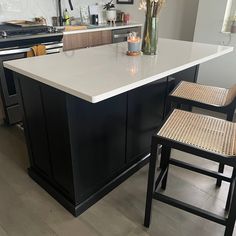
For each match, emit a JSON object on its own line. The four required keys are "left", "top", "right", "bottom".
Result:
{"left": 140, "top": 0, "right": 165, "bottom": 55}
{"left": 103, "top": 0, "right": 115, "bottom": 10}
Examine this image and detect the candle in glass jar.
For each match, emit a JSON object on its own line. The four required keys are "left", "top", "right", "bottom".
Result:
{"left": 128, "top": 36, "right": 141, "bottom": 52}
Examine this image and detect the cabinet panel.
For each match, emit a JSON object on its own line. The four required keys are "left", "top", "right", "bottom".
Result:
{"left": 67, "top": 94, "right": 127, "bottom": 203}
{"left": 63, "top": 30, "right": 112, "bottom": 51}
{"left": 63, "top": 27, "right": 141, "bottom": 51}
{"left": 166, "top": 66, "right": 199, "bottom": 113}
{"left": 101, "top": 30, "right": 112, "bottom": 45}
{"left": 126, "top": 78, "right": 167, "bottom": 163}
{"left": 19, "top": 78, "right": 52, "bottom": 178}
{"left": 63, "top": 33, "right": 89, "bottom": 51}
{"left": 168, "top": 65, "right": 199, "bottom": 93}
{"left": 41, "top": 85, "right": 75, "bottom": 202}
{"left": 19, "top": 78, "right": 76, "bottom": 202}
{"left": 88, "top": 30, "right": 112, "bottom": 47}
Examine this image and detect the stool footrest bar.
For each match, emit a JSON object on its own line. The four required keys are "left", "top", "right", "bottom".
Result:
{"left": 153, "top": 192, "right": 227, "bottom": 226}
{"left": 170, "top": 158, "right": 231, "bottom": 183}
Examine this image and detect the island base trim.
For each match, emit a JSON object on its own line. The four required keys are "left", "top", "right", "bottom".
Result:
{"left": 28, "top": 154, "right": 150, "bottom": 217}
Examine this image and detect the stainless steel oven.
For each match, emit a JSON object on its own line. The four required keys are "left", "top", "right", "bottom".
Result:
{"left": 0, "top": 41, "right": 63, "bottom": 125}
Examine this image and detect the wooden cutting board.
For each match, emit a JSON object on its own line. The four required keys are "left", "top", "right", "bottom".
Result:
{"left": 5, "top": 20, "right": 44, "bottom": 27}
{"left": 64, "top": 26, "right": 88, "bottom": 31}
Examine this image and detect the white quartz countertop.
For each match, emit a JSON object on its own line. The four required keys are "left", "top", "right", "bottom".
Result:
{"left": 4, "top": 39, "right": 233, "bottom": 103}
{"left": 63, "top": 23, "right": 142, "bottom": 35}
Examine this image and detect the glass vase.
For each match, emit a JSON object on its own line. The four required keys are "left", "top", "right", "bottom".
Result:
{"left": 142, "top": 13, "right": 159, "bottom": 55}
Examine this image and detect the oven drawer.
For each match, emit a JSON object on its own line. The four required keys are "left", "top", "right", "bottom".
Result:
{"left": 5, "top": 104, "right": 22, "bottom": 125}
{"left": 0, "top": 53, "right": 25, "bottom": 107}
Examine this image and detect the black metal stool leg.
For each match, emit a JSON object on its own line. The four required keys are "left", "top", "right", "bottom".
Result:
{"left": 216, "top": 110, "right": 234, "bottom": 187}
{"left": 225, "top": 168, "right": 236, "bottom": 212}
{"left": 226, "top": 109, "right": 235, "bottom": 122}
{"left": 225, "top": 177, "right": 236, "bottom": 236}
{"left": 216, "top": 163, "right": 225, "bottom": 187}
{"left": 161, "top": 146, "right": 171, "bottom": 190}
{"left": 144, "top": 139, "right": 158, "bottom": 228}
{"left": 176, "top": 103, "right": 181, "bottom": 109}
{"left": 164, "top": 97, "right": 172, "bottom": 118}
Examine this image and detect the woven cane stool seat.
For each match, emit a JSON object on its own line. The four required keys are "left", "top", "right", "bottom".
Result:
{"left": 158, "top": 109, "right": 236, "bottom": 157}
{"left": 145, "top": 109, "right": 236, "bottom": 235}
{"left": 168, "top": 82, "right": 236, "bottom": 187}
{"left": 171, "top": 81, "right": 236, "bottom": 107}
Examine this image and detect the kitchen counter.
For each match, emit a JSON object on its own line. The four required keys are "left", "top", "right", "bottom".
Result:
{"left": 4, "top": 39, "right": 233, "bottom": 217}
{"left": 62, "top": 22, "right": 142, "bottom": 35}
{"left": 0, "top": 23, "right": 141, "bottom": 48}
{"left": 4, "top": 39, "right": 233, "bottom": 103}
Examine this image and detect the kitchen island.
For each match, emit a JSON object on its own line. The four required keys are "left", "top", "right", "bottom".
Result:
{"left": 4, "top": 39, "right": 233, "bottom": 216}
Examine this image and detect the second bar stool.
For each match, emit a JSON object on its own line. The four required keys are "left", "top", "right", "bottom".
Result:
{"left": 169, "top": 82, "right": 236, "bottom": 120}
{"left": 144, "top": 109, "right": 236, "bottom": 236}
{"left": 168, "top": 82, "right": 236, "bottom": 186}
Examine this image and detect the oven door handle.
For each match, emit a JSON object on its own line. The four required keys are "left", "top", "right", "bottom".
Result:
{"left": 0, "top": 43, "right": 63, "bottom": 56}
{"left": 0, "top": 48, "right": 31, "bottom": 56}
{"left": 44, "top": 42, "right": 63, "bottom": 49}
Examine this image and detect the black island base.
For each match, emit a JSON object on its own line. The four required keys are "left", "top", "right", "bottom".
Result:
{"left": 14, "top": 65, "right": 199, "bottom": 216}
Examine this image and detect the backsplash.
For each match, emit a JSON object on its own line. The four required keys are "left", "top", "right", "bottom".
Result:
{"left": 0, "top": 0, "right": 108, "bottom": 25}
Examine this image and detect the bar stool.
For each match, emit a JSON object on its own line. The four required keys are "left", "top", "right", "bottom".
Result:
{"left": 144, "top": 109, "right": 236, "bottom": 236}
{"left": 168, "top": 82, "right": 236, "bottom": 187}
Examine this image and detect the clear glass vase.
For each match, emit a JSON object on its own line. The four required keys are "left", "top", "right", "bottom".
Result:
{"left": 142, "top": 14, "right": 159, "bottom": 55}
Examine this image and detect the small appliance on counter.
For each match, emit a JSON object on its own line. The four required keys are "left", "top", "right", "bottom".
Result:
{"left": 91, "top": 15, "right": 99, "bottom": 25}
{"left": 89, "top": 4, "right": 100, "bottom": 25}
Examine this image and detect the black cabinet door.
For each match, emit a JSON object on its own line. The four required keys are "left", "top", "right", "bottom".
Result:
{"left": 126, "top": 78, "right": 167, "bottom": 163}
{"left": 19, "top": 79, "right": 76, "bottom": 202}
{"left": 0, "top": 54, "right": 24, "bottom": 107}
{"left": 19, "top": 78, "right": 52, "bottom": 178}
{"left": 41, "top": 86, "right": 75, "bottom": 202}
{"left": 166, "top": 66, "right": 199, "bottom": 113}
{"left": 67, "top": 94, "right": 127, "bottom": 203}
{"left": 168, "top": 65, "right": 199, "bottom": 93}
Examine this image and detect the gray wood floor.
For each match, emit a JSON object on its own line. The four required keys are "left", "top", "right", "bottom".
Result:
{"left": 0, "top": 110, "right": 235, "bottom": 236}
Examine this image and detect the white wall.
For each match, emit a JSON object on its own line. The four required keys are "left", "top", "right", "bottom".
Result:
{"left": 194, "top": 0, "right": 236, "bottom": 88}
{"left": 0, "top": 0, "right": 199, "bottom": 41}
{"left": 0, "top": 0, "right": 58, "bottom": 26}
{"left": 0, "top": 0, "right": 106, "bottom": 26}
{"left": 118, "top": 0, "right": 199, "bottom": 41}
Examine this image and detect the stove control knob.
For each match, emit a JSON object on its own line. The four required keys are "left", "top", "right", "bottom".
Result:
{"left": 1, "top": 31, "right": 7, "bottom": 38}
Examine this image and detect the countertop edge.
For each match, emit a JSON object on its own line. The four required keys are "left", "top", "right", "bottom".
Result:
{"left": 63, "top": 23, "right": 143, "bottom": 35}
{"left": 4, "top": 45, "right": 233, "bottom": 104}
{"left": 90, "top": 46, "right": 233, "bottom": 103}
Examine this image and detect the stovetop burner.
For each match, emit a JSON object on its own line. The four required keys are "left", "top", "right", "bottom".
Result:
{"left": 0, "top": 24, "right": 57, "bottom": 38}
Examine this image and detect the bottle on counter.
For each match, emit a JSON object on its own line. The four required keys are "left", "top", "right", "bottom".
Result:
{"left": 64, "top": 9, "right": 70, "bottom": 26}
{"left": 124, "top": 13, "right": 130, "bottom": 24}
